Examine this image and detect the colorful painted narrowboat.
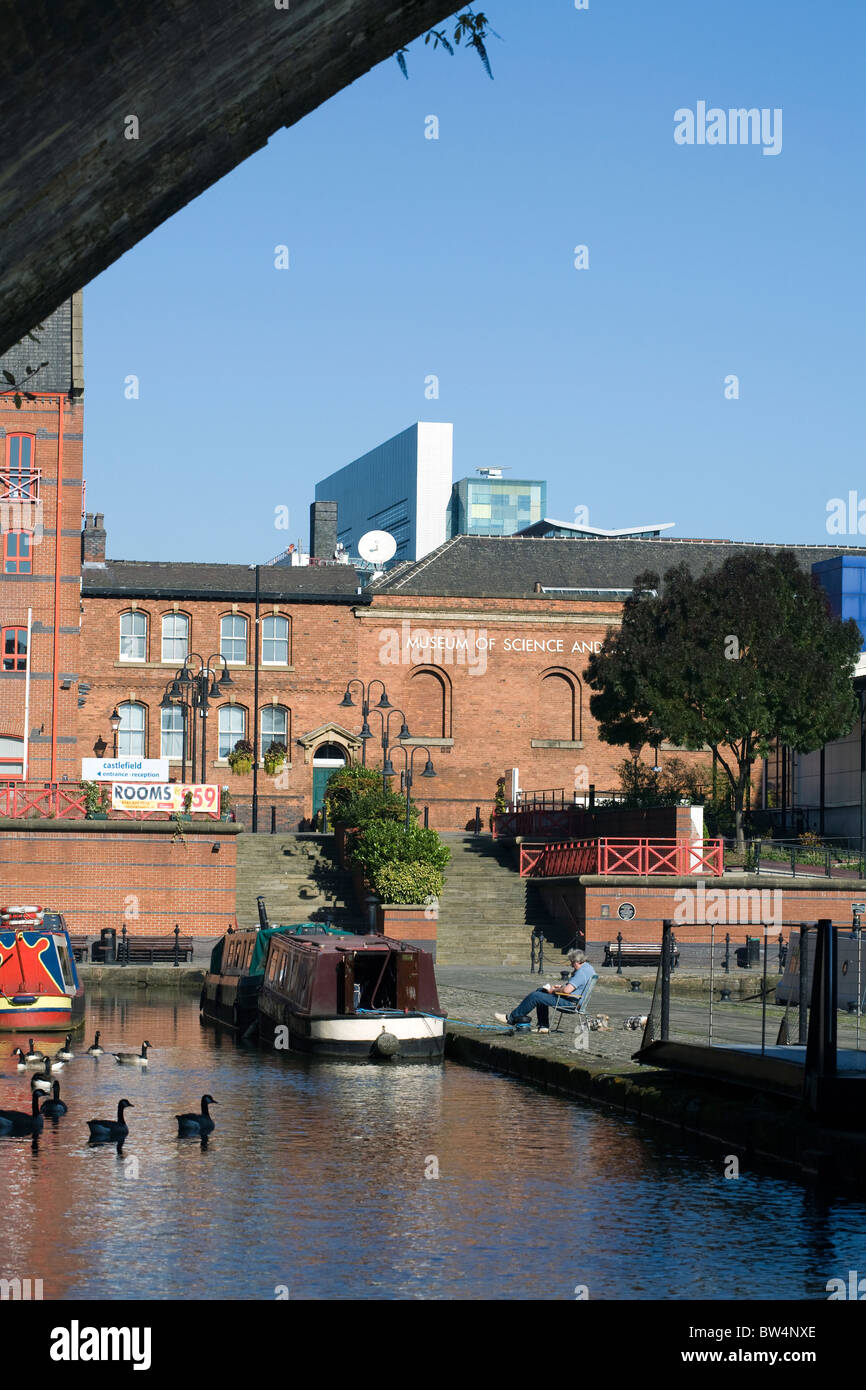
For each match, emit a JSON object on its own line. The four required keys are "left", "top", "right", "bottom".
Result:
{"left": 0, "top": 907, "right": 85, "bottom": 1033}
{"left": 258, "top": 931, "right": 445, "bottom": 1061}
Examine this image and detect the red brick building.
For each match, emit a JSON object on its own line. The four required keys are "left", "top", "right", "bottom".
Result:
{"left": 0, "top": 296, "right": 84, "bottom": 784}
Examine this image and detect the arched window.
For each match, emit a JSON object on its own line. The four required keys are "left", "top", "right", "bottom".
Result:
{"left": 218, "top": 705, "right": 246, "bottom": 758}
{"left": 4, "top": 435, "right": 37, "bottom": 500}
{"left": 406, "top": 667, "right": 451, "bottom": 738}
{"left": 118, "top": 702, "right": 147, "bottom": 757}
{"left": 262, "top": 614, "right": 290, "bottom": 665}
{"left": 161, "top": 612, "right": 189, "bottom": 663}
{"left": 0, "top": 735, "right": 25, "bottom": 778}
{"left": 3, "top": 531, "right": 32, "bottom": 574}
{"left": 261, "top": 705, "right": 289, "bottom": 749}
{"left": 540, "top": 668, "right": 581, "bottom": 741}
{"left": 220, "top": 614, "right": 248, "bottom": 664}
{"left": 119, "top": 611, "right": 147, "bottom": 662}
{"left": 2, "top": 627, "right": 27, "bottom": 672}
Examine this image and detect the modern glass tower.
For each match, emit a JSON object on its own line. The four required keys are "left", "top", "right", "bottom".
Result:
{"left": 448, "top": 471, "right": 546, "bottom": 538}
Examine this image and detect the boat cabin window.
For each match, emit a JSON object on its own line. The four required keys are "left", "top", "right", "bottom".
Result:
{"left": 56, "top": 941, "right": 74, "bottom": 990}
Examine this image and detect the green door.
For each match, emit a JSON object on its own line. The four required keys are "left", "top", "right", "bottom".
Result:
{"left": 312, "top": 766, "right": 336, "bottom": 819}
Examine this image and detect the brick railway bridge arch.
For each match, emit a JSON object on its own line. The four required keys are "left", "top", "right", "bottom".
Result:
{"left": 0, "top": 0, "right": 455, "bottom": 355}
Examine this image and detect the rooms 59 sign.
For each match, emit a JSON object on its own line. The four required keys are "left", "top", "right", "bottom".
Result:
{"left": 111, "top": 783, "right": 219, "bottom": 817}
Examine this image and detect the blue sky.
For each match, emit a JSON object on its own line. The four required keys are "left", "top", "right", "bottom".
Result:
{"left": 83, "top": 0, "right": 866, "bottom": 563}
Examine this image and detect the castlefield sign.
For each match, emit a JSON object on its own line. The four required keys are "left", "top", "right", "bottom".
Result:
{"left": 81, "top": 758, "right": 168, "bottom": 783}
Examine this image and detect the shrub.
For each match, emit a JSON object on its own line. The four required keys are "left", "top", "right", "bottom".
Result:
{"left": 348, "top": 820, "right": 450, "bottom": 879}
{"left": 372, "top": 861, "right": 443, "bottom": 905}
{"left": 324, "top": 765, "right": 384, "bottom": 826}
{"left": 340, "top": 786, "right": 416, "bottom": 833}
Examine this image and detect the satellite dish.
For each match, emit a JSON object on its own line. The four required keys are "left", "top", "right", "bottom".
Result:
{"left": 358, "top": 530, "right": 397, "bottom": 564}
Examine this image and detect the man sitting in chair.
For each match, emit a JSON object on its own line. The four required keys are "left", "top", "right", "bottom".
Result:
{"left": 494, "top": 949, "right": 597, "bottom": 1033}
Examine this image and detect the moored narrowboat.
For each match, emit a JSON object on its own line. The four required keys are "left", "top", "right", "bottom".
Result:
{"left": 201, "top": 921, "right": 354, "bottom": 1033}
{"left": 258, "top": 931, "right": 445, "bottom": 1061}
{"left": 0, "top": 907, "right": 85, "bottom": 1033}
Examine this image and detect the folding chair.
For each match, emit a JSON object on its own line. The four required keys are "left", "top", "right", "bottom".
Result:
{"left": 549, "top": 972, "right": 598, "bottom": 1032}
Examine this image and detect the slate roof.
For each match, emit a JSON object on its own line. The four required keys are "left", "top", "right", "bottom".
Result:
{"left": 82, "top": 560, "right": 366, "bottom": 603}
{"left": 368, "top": 535, "right": 866, "bottom": 600}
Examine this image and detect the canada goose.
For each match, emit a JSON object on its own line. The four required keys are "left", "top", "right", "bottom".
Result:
{"left": 12, "top": 1048, "right": 27, "bottom": 1072}
{"left": 112, "top": 1041, "right": 152, "bottom": 1066}
{"left": 176, "top": 1095, "right": 217, "bottom": 1134}
{"left": 30, "top": 1061, "right": 57, "bottom": 1094}
{"left": 0, "top": 1114, "right": 12, "bottom": 1135}
{"left": 40, "top": 1081, "right": 67, "bottom": 1117}
{"left": 23, "top": 1039, "right": 46, "bottom": 1064}
{"left": 86, "top": 1031, "right": 104, "bottom": 1056}
{"left": 87, "top": 1099, "right": 133, "bottom": 1141}
{"left": 0, "top": 1091, "right": 44, "bottom": 1136}
{"left": 56, "top": 1034, "right": 74, "bottom": 1061}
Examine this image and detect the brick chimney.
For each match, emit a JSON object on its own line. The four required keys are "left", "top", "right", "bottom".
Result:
{"left": 81, "top": 512, "right": 106, "bottom": 565}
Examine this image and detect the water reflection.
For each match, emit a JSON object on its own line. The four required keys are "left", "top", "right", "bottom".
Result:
{"left": 0, "top": 995, "right": 865, "bottom": 1299}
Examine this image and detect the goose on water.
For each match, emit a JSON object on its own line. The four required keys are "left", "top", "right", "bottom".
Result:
{"left": 0, "top": 1092, "right": 44, "bottom": 1136}
{"left": 23, "top": 1039, "right": 46, "bottom": 1064}
{"left": 86, "top": 1031, "right": 104, "bottom": 1056}
{"left": 56, "top": 1034, "right": 74, "bottom": 1061}
{"left": 0, "top": 1114, "right": 12, "bottom": 1135}
{"left": 87, "top": 1099, "right": 133, "bottom": 1141}
{"left": 112, "top": 1041, "right": 152, "bottom": 1066}
{"left": 176, "top": 1095, "right": 217, "bottom": 1135}
{"left": 29, "top": 1060, "right": 59, "bottom": 1093}
{"left": 41, "top": 1081, "right": 67, "bottom": 1117}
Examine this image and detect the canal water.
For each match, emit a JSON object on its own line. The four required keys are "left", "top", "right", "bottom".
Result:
{"left": 1, "top": 993, "right": 865, "bottom": 1301}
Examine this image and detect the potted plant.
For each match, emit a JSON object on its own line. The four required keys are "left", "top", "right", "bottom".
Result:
{"left": 219, "top": 786, "right": 234, "bottom": 821}
{"left": 263, "top": 740, "right": 287, "bottom": 776}
{"left": 227, "top": 739, "right": 254, "bottom": 776}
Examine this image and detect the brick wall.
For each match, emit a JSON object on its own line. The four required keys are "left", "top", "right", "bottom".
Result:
{"left": 551, "top": 877, "right": 866, "bottom": 946}
{"left": 0, "top": 822, "right": 240, "bottom": 936}
{"left": 0, "top": 392, "right": 83, "bottom": 782}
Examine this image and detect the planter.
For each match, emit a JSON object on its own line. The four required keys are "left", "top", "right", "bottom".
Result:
{"left": 229, "top": 758, "right": 253, "bottom": 777}
{"left": 335, "top": 824, "right": 359, "bottom": 869}
{"left": 86, "top": 812, "right": 109, "bottom": 821}
{"left": 375, "top": 902, "right": 438, "bottom": 961}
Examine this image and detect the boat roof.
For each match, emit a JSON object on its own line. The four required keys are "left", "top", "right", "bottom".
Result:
{"left": 272, "top": 933, "right": 420, "bottom": 953}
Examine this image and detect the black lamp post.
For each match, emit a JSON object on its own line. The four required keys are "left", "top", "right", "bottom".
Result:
{"left": 370, "top": 707, "right": 411, "bottom": 791}
{"left": 339, "top": 680, "right": 391, "bottom": 766}
{"left": 109, "top": 706, "right": 121, "bottom": 758}
{"left": 161, "top": 654, "right": 233, "bottom": 783}
{"left": 385, "top": 744, "right": 436, "bottom": 828}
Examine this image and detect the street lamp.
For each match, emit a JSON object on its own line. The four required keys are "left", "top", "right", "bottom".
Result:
{"left": 109, "top": 706, "right": 121, "bottom": 757}
{"left": 368, "top": 706, "right": 411, "bottom": 791}
{"left": 161, "top": 654, "right": 233, "bottom": 783}
{"left": 385, "top": 744, "right": 436, "bottom": 828}
{"left": 339, "top": 680, "right": 391, "bottom": 766}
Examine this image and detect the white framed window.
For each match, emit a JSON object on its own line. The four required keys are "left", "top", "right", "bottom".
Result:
{"left": 220, "top": 614, "right": 247, "bottom": 664}
{"left": 161, "top": 613, "right": 189, "bottom": 664}
{"left": 118, "top": 702, "right": 146, "bottom": 757}
{"left": 218, "top": 706, "right": 246, "bottom": 759}
{"left": 262, "top": 615, "right": 289, "bottom": 665}
{"left": 119, "top": 611, "right": 147, "bottom": 662}
{"left": 0, "top": 734, "right": 25, "bottom": 779}
{"left": 160, "top": 706, "right": 185, "bottom": 760}
{"left": 261, "top": 705, "right": 288, "bottom": 748}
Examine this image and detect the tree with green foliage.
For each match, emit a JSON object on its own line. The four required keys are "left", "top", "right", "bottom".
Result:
{"left": 585, "top": 551, "right": 862, "bottom": 850}
{"left": 348, "top": 820, "right": 451, "bottom": 905}
{"left": 396, "top": 8, "right": 500, "bottom": 80}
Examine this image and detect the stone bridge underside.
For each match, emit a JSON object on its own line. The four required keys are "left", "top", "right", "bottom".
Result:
{"left": 0, "top": 0, "right": 454, "bottom": 356}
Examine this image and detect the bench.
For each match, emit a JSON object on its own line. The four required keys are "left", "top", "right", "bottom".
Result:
{"left": 603, "top": 940, "right": 680, "bottom": 970}
{"left": 119, "top": 933, "right": 195, "bottom": 964}
{"left": 67, "top": 935, "right": 90, "bottom": 963}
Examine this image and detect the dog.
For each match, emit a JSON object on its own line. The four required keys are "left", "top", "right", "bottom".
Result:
{"left": 622, "top": 1015, "right": 649, "bottom": 1030}
{"left": 588, "top": 1014, "right": 610, "bottom": 1031}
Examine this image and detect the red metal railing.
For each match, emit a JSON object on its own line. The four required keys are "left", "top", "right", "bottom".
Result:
{"left": 520, "top": 837, "right": 724, "bottom": 878}
{"left": 0, "top": 782, "right": 193, "bottom": 821}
